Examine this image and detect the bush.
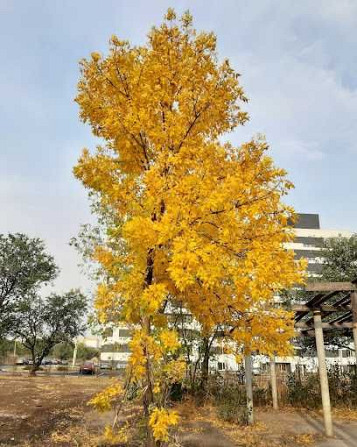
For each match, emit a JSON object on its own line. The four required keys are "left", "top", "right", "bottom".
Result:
{"left": 286, "top": 372, "right": 321, "bottom": 409}
{"left": 216, "top": 399, "right": 249, "bottom": 425}
{"left": 328, "top": 365, "right": 357, "bottom": 407}
{"left": 253, "top": 385, "right": 271, "bottom": 407}
{"left": 212, "top": 382, "right": 249, "bottom": 425}
{"left": 286, "top": 366, "right": 357, "bottom": 409}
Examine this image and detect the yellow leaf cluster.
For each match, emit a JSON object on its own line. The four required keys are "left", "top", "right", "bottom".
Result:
{"left": 103, "top": 423, "right": 128, "bottom": 444}
{"left": 88, "top": 381, "right": 122, "bottom": 412}
{"left": 149, "top": 407, "right": 179, "bottom": 442}
{"left": 159, "top": 328, "right": 180, "bottom": 352}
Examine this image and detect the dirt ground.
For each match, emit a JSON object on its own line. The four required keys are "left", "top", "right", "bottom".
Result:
{"left": 1, "top": 375, "right": 356, "bottom": 447}
{"left": 0, "top": 375, "right": 110, "bottom": 446}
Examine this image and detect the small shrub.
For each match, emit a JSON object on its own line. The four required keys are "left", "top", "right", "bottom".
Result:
{"left": 212, "top": 382, "right": 249, "bottom": 425}
{"left": 216, "top": 400, "right": 249, "bottom": 425}
{"left": 286, "top": 372, "right": 321, "bottom": 409}
{"left": 253, "top": 385, "right": 271, "bottom": 407}
{"left": 286, "top": 366, "right": 357, "bottom": 409}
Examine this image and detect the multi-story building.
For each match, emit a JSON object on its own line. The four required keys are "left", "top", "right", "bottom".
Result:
{"left": 273, "top": 213, "right": 355, "bottom": 373}
{"left": 97, "top": 326, "right": 132, "bottom": 368}
{"left": 287, "top": 213, "right": 353, "bottom": 277}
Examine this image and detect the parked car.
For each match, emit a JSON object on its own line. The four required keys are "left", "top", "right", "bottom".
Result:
{"left": 116, "top": 362, "right": 127, "bottom": 370}
{"left": 42, "top": 359, "right": 53, "bottom": 365}
{"left": 15, "top": 359, "right": 29, "bottom": 365}
{"left": 79, "top": 361, "right": 96, "bottom": 375}
{"left": 99, "top": 362, "right": 112, "bottom": 370}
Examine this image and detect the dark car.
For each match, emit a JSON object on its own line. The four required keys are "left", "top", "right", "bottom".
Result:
{"left": 79, "top": 361, "right": 96, "bottom": 375}
{"left": 42, "top": 359, "right": 53, "bottom": 365}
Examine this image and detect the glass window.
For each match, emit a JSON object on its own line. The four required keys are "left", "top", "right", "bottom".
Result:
{"left": 218, "top": 362, "right": 226, "bottom": 371}
{"left": 119, "top": 329, "right": 132, "bottom": 338}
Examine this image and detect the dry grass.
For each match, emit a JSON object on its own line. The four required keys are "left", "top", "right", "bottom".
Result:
{"left": 332, "top": 407, "right": 357, "bottom": 421}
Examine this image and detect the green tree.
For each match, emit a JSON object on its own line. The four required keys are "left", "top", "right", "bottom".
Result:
{"left": 321, "top": 234, "right": 357, "bottom": 281}
{"left": 9, "top": 290, "right": 87, "bottom": 374}
{"left": 76, "top": 342, "right": 100, "bottom": 361}
{"left": 319, "top": 234, "right": 357, "bottom": 350}
{"left": 293, "top": 235, "right": 357, "bottom": 353}
{"left": 52, "top": 341, "right": 74, "bottom": 360}
{"left": 0, "top": 233, "right": 58, "bottom": 336}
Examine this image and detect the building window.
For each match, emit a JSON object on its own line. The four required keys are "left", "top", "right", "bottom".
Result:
{"left": 117, "top": 343, "right": 130, "bottom": 353}
{"left": 276, "top": 363, "right": 291, "bottom": 373}
{"left": 101, "top": 343, "right": 131, "bottom": 353}
{"left": 342, "top": 349, "right": 353, "bottom": 358}
{"left": 103, "top": 328, "right": 113, "bottom": 338}
{"left": 119, "top": 329, "right": 132, "bottom": 338}
{"left": 218, "top": 362, "right": 226, "bottom": 371}
{"left": 325, "top": 350, "right": 339, "bottom": 358}
{"left": 211, "top": 346, "right": 223, "bottom": 355}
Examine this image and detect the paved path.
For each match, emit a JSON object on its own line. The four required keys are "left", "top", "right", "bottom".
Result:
{"left": 258, "top": 410, "right": 357, "bottom": 447}
{"left": 301, "top": 414, "right": 357, "bottom": 447}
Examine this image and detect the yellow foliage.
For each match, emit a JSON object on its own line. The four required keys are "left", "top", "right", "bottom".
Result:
{"left": 163, "top": 358, "right": 186, "bottom": 383}
{"left": 74, "top": 7, "right": 306, "bottom": 441}
{"left": 88, "top": 381, "right": 122, "bottom": 412}
{"left": 149, "top": 407, "right": 179, "bottom": 442}
{"left": 159, "top": 328, "right": 180, "bottom": 352}
{"left": 103, "top": 423, "right": 128, "bottom": 444}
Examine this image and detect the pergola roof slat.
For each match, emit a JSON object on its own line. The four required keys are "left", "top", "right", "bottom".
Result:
{"left": 305, "top": 282, "right": 356, "bottom": 292}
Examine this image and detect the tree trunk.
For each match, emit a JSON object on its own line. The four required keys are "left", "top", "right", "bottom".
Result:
{"left": 29, "top": 351, "right": 38, "bottom": 376}
{"left": 143, "top": 250, "right": 156, "bottom": 447}
{"left": 200, "top": 337, "right": 210, "bottom": 390}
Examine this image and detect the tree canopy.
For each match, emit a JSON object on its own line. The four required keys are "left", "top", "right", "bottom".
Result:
{"left": 321, "top": 234, "right": 357, "bottom": 282}
{"left": 8, "top": 290, "right": 87, "bottom": 373}
{"left": 0, "top": 233, "right": 58, "bottom": 337}
{"left": 74, "top": 10, "right": 305, "bottom": 445}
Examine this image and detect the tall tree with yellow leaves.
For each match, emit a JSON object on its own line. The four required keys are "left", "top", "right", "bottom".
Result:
{"left": 74, "top": 9, "right": 305, "bottom": 445}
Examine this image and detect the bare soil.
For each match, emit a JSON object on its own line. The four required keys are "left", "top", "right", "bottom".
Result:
{"left": 1, "top": 375, "right": 356, "bottom": 446}
{"left": 0, "top": 375, "right": 108, "bottom": 446}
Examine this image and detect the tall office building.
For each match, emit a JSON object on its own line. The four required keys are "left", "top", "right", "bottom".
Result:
{"left": 286, "top": 213, "right": 353, "bottom": 277}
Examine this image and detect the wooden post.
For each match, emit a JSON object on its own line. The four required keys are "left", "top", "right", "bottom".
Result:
{"left": 350, "top": 291, "right": 357, "bottom": 356}
{"left": 314, "top": 311, "right": 333, "bottom": 437}
{"left": 270, "top": 357, "right": 278, "bottom": 410}
{"left": 245, "top": 353, "right": 254, "bottom": 424}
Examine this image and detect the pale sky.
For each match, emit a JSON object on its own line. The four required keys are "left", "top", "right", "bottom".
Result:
{"left": 1, "top": 0, "right": 356, "bottom": 293}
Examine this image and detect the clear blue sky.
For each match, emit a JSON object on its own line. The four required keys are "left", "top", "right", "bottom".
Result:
{"left": 1, "top": 0, "right": 356, "bottom": 292}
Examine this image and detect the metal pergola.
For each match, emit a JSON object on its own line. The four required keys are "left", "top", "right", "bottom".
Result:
{"left": 290, "top": 280, "right": 357, "bottom": 437}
